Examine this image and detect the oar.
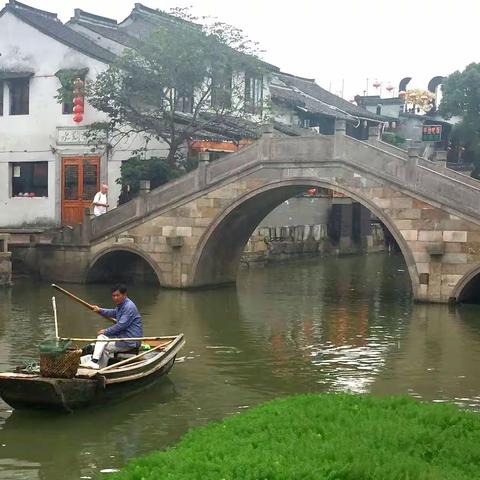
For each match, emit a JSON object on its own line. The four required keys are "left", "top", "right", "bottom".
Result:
{"left": 51, "top": 284, "right": 116, "bottom": 324}
{"left": 59, "top": 336, "right": 178, "bottom": 343}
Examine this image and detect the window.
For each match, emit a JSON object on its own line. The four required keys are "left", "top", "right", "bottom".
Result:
{"left": 211, "top": 68, "right": 232, "bottom": 109}
{"left": 61, "top": 75, "right": 85, "bottom": 115}
{"left": 0, "top": 81, "right": 3, "bottom": 116}
{"left": 63, "top": 97, "right": 74, "bottom": 115}
{"left": 11, "top": 162, "right": 48, "bottom": 197}
{"left": 245, "top": 74, "right": 263, "bottom": 114}
{"left": 176, "top": 89, "right": 193, "bottom": 114}
{"left": 9, "top": 78, "right": 30, "bottom": 115}
{"left": 55, "top": 68, "right": 88, "bottom": 115}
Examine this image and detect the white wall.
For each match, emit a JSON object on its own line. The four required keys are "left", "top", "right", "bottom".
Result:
{"left": 259, "top": 197, "right": 331, "bottom": 227}
{"left": 0, "top": 11, "right": 167, "bottom": 227}
{"left": 365, "top": 103, "right": 403, "bottom": 119}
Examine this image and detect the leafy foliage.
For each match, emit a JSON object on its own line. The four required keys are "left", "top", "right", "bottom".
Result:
{"left": 381, "top": 132, "right": 406, "bottom": 147}
{"left": 116, "top": 157, "right": 179, "bottom": 205}
{"left": 55, "top": 68, "right": 88, "bottom": 105}
{"left": 404, "top": 89, "right": 435, "bottom": 114}
{"left": 109, "top": 393, "right": 480, "bottom": 480}
{"left": 87, "top": 9, "right": 268, "bottom": 168}
{"left": 440, "top": 63, "right": 480, "bottom": 171}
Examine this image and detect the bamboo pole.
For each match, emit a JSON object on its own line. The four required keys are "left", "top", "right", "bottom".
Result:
{"left": 60, "top": 335, "right": 179, "bottom": 343}
{"left": 51, "top": 284, "right": 116, "bottom": 324}
{"left": 52, "top": 296, "right": 59, "bottom": 339}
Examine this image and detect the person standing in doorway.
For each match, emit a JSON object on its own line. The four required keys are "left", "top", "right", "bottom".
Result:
{"left": 92, "top": 184, "right": 109, "bottom": 216}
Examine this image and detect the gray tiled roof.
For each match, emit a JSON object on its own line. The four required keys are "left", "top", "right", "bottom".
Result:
{"left": 273, "top": 121, "right": 316, "bottom": 136}
{"left": 276, "top": 72, "right": 386, "bottom": 122}
{"left": 270, "top": 84, "right": 348, "bottom": 120}
{"left": 69, "top": 17, "right": 139, "bottom": 49}
{"left": 1, "top": 0, "right": 116, "bottom": 64}
{"left": 118, "top": 4, "right": 279, "bottom": 72}
{"left": 174, "top": 111, "right": 261, "bottom": 141}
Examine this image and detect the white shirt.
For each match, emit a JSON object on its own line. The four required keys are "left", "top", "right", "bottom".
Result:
{"left": 93, "top": 192, "right": 108, "bottom": 216}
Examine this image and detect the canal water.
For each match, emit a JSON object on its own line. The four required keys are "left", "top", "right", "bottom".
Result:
{"left": 1, "top": 253, "right": 480, "bottom": 480}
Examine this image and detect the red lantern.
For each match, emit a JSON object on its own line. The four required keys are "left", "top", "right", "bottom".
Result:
{"left": 307, "top": 188, "right": 316, "bottom": 196}
{"left": 73, "top": 113, "right": 84, "bottom": 123}
{"left": 398, "top": 90, "right": 406, "bottom": 97}
{"left": 372, "top": 80, "right": 381, "bottom": 89}
{"left": 72, "top": 77, "right": 85, "bottom": 123}
{"left": 386, "top": 84, "right": 394, "bottom": 92}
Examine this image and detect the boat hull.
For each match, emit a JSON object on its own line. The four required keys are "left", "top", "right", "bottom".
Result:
{"left": 0, "top": 357, "right": 175, "bottom": 412}
{"left": 0, "top": 334, "right": 183, "bottom": 412}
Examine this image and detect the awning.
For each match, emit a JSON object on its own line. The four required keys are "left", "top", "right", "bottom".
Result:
{"left": 0, "top": 71, "right": 34, "bottom": 80}
{"left": 190, "top": 140, "right": 242, "bottom": 152}
{"left": 55, "top": 67, "right": 89, "bottom": 78}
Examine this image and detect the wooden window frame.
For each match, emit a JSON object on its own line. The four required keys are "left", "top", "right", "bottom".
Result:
{"left": 245, "top": 73, "right": 263, "bottom": 115}
{"left": 0, "top": 81, "right": 3, "bottom": 116}
{"left": 9, "top": 78, "right": 30, "bottom": 116}
{"left": 11, "top": 161, "right": 48, "bottom": 198}
{"left": 211, "top": 68, "right": 232, "bottom": 109}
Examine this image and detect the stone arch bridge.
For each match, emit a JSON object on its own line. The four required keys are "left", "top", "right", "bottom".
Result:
{"left": 37, "top": 124, "right": 480, "bottom": 303}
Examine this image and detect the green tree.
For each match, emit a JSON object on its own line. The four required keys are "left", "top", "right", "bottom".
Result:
{"left": 116, "top": 157, "right": 178, "bottom": 205}
{"left": 87, "top": 9, "right": 268, "bottom": 169}
{"left": 440, "top": 63, "right": 480, "bottom": 176}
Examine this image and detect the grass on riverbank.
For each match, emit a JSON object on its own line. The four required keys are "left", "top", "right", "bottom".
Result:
{"left": 108, "top": 394, "right": 480, "bottom": 480}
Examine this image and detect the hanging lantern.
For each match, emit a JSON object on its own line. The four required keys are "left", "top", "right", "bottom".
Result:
{"left": 73, "top": 78, "right": 84, "bottom": 90}
{"left": 398, "top": 90, "right": 406, "bottom": 97}
{"left": 372, "top": 80, "right": 381, "bottom": 89}
{"left": 391, "top": 121, "right": 397, "bottom": 129}
{"left": 306, "top": 188, "right": 317, "bottom": 196}
{"left": 386, "top": 84, "right": 394, "bottom": 92}
{"left": 72, "top": 77, "right": 85, "bottom": 124}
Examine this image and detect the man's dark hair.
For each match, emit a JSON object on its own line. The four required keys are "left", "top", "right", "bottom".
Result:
{"left": 112, "top": 284, "right": 127, "bottom": 294}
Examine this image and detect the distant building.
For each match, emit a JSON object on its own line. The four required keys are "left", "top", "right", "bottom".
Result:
{"left": 355, "top": 93, "right": 453, "bottom": 156}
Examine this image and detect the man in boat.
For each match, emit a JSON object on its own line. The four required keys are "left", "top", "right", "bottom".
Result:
{"left": 82, "top": 284, "right": 143, "bottom": 370}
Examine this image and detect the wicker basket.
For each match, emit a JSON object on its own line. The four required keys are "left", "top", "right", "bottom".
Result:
{"left": 40, "top": 348, "right": 82, "bottom": 379}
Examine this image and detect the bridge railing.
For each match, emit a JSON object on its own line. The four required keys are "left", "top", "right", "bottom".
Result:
{"left": 342, "top": 135, "right": 480, "bottom": 220}
{"left": 88, "top": 130, "right": 480, "bottom": 242}
{"left": 416, "top": 156, "right": 480, "bottom": 189}
{"left": 90, "top": 140, "right": 264, "bottom": 240}
{"left": 368, "top": 138, "right": 409, "bottom": 159}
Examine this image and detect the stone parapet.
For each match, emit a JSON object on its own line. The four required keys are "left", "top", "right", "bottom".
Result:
{"left": 23, "top": 130, "right": 480, "bottom": 303}
{"left": 0, "top": 252, "right": 12, "bottom": 286}
{"left": 0, "top": 234, "right": 11, "bottom": 286}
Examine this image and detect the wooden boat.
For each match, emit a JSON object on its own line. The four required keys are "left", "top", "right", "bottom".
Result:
{"left": 0, "top": 334, "right": 185, "bottom": 412}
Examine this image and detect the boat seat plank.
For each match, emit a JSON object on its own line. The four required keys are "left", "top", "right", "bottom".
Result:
{"left": 75, "top": 368, "right": 100, "bottom": 378}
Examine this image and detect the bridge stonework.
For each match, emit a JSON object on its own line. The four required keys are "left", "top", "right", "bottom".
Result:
{"left": 38, "top": 129, "right": 480, "bottom": 303}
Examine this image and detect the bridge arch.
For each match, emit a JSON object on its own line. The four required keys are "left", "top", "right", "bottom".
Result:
{"left": 86, "top": 245, "right": 162, "bottom": 285}
{"left": 450, "top": 263, "right": 480, "bottom": 303}
{"left": 190, "top": 178, "right": 419, "bottom": 295}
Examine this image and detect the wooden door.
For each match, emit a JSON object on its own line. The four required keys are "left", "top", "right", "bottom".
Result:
{"left": 62, "top": 157, "right": 100, "bottom": 225}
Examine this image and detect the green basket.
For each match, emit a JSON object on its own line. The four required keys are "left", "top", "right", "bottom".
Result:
{"left": 39, "top": 338, "right": 72, "bottom": 357}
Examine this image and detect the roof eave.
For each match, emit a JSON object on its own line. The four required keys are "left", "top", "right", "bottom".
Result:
{"left": 3, "top": 6, "right": 115, "bottom": 64}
